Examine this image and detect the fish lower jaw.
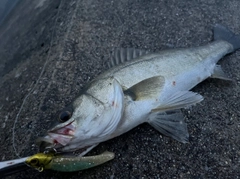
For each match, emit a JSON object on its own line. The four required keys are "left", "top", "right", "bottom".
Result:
{"left": 48, "top": 132, "right": 74, "bottom": 146}
{"left": 48, "top": 120, "right": 76, "bottom": 136}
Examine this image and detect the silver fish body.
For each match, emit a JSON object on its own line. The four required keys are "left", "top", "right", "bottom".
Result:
{"left": 37, "top": 25, "right": 240, "bottom": 154}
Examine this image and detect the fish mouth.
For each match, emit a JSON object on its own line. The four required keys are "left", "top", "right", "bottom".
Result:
{"left": 36, "top": 120, "right": 77, "bottom": 152}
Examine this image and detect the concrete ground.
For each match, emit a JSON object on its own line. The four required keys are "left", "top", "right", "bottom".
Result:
{"left": 0, "top": 0, "right": 239, "bottom": 178}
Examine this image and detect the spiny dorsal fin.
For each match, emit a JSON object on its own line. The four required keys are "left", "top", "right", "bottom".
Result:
{"left": 107, "top": 48, "right": 150, "bottom": 68}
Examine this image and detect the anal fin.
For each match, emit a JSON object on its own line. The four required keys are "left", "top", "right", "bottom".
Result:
{"left": 211, "top": 65, "right": 232, "bottom": 81}
{"left": 148, "top": 110, "right": 189, "bottom": 143}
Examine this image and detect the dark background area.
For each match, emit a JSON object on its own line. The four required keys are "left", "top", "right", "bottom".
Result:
{"left": 0, "top": 0, "right": 19, "bottom": 25}
{"left": 0, "top": 0, "right": 239, "bottom": 178}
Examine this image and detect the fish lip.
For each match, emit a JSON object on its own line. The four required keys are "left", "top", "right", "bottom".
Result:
{"left": 36, "top": 136, "right": 56, "bottom": 152}
{"left": 37, "top": 119, "right": 77, "bottom": 151}
{"left": 48, "top": 118, "right": 76, "bottom": 134}
{"left": 48, "top": 119, "right": 76, "bottom": 136}
{"left": 36, "top": 136, "right": 53, "bottom": 144}
{"left": 47, "top": 119, "right": 77, "bottom": 145}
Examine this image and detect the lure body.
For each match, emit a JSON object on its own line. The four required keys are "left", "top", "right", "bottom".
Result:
{"left": 25, "top": 151, "right": 114, "bottom": 172}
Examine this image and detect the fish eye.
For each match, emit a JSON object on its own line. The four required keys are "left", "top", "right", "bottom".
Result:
{"left": 30, "top": 158, "right": 39, "bottom": 166}
{"left": 59, "top": 110, "right": 72, "bottom": 122}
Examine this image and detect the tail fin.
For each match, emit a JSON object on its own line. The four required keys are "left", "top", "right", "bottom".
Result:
{"left": 214, "top": 24, "right": 240, "bottom": 51}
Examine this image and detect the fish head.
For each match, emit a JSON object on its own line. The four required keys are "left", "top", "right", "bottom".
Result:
{"left": 36, "top": 93, "right": 106, "bottom": 153}
{"left": 37, "top": 78, "right": 124, "bottom": 154}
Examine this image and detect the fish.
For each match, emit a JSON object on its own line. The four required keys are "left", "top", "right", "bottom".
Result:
{"left": 25, "top": 151, "right": 115, "bottom": 172}
{"left": 37, "top": 24, "right": 240, "bottom": 155}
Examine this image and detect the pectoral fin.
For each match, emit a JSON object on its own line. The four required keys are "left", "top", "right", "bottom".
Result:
{"left": 152, "top": 91, "right": 203, "bottom": 112}
{"left": 148, "top": 110, "right": 189, "bottom": 143}
{"left": 148, "top": 91, "right": 203, "bottom": 143}
{"left": 124, "top": 76, "right": 165, "bottom": 100}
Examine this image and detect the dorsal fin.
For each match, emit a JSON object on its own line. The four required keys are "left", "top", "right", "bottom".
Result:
{"left": 106, "top": 48, "right": 150, "bottom": 69}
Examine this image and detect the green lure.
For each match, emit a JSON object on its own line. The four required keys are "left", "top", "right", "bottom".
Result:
{"left": 25, "top": 151, "right": 114, "bottom": 172}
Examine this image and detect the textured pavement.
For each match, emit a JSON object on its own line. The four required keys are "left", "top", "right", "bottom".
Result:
{"left": 0, "top": 0, "right": 240, "bottom": 178}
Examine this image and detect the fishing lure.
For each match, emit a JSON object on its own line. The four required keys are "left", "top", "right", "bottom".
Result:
{"left": 25, "top": 151, "right": 115, "bottom": 172}
{"left": 0, "top": 151, "right": 114, "bottom": 176}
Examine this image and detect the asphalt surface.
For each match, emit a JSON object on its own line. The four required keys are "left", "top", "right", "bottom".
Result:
{"left": 0, "top": 0, "right": 19, "bottom": 25}
{"left": 0, "top": 0, "right": 240, "bottom": 178}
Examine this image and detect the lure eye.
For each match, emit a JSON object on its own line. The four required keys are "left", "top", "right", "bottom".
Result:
{"left": 59, "top": 110, "right": 72, "bottom": 122}
{"left": 30, "top": 158, "right": 39, "bottom": 166}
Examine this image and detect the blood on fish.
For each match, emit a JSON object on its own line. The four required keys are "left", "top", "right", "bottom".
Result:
{"left": 64, "top": 129, "right": 70, "bottom": 134}
{"left": 111, "top": 101, "right": 118, "bottom": 108}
